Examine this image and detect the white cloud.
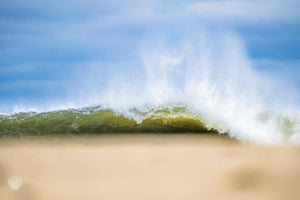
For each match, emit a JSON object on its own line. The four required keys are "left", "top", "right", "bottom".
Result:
{"left": 182, "top": 0, "right": 299, "bottom": 23}
{"left": 2, "top": 0, "right": 299, "bottom": 26}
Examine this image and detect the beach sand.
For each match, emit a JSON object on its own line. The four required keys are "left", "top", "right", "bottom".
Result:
{"left": 0, "top": 134, "right": 299, "bottom": 200}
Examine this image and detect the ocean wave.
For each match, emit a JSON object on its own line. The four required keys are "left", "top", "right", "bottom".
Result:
{"left": 0, "top": 105, "right": 299, "bottom": 144}
{"left": 1, "top": 32, "right": 299, "bottom": 144}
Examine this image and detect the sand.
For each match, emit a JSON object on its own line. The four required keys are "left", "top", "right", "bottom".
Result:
{"left": 0, "top": 134, "right": 299, "bottom": 200}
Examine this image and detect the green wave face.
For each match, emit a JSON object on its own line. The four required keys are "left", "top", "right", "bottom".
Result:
{"left": 0, "top": 106, "right": 219, "bottom": 136}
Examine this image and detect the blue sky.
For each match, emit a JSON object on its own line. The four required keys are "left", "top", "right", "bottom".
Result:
{"left": 0, "top": 0, "right": 300, "bottom": 108}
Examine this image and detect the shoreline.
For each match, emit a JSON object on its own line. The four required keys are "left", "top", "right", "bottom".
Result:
{"left": 0, "top": 134, "right": 299, "bottom": 200}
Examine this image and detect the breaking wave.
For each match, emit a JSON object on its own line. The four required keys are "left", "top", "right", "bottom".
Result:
{"left": 1, "top": 31, "right": 299, "bottom": 144}
{"left": 0, "top": 105, "right": 299, "bottom": 144}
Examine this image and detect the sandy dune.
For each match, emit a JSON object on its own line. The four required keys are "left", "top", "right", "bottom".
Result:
{"left": 0, "top": 135, "right": 299, "bottom": 200}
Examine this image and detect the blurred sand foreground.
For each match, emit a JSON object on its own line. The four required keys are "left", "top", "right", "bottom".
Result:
{"left": 0, "top": 134, "right": 299, "bottom": 200}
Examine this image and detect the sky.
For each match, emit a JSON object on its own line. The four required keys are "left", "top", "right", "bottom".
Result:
{"left": 0, "top": 0, "right": 300, "bottom": 109}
